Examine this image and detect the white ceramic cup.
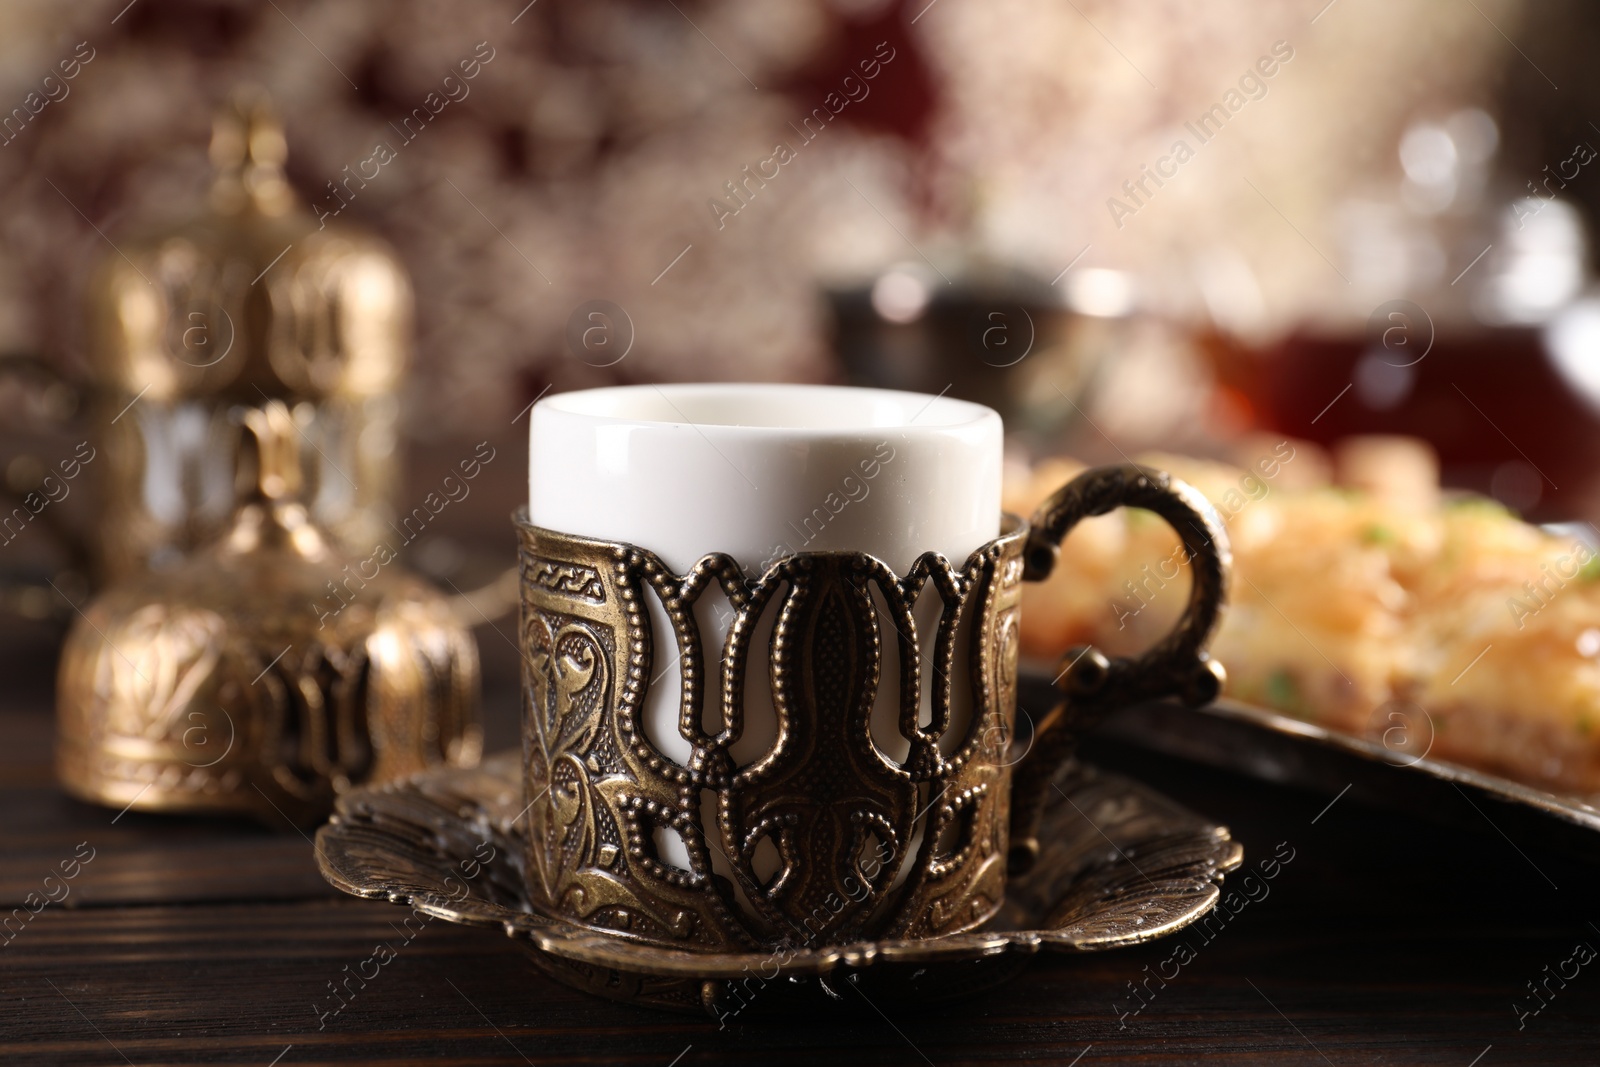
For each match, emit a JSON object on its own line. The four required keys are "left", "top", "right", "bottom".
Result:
{"left": 528, "top": 383, "right": 1002, "bottom": 871}
{"left": 528, "top": 383, "right": 1002, "bottom": 577}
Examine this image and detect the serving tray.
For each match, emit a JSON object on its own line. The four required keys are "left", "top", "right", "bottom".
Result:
{"left": 315, "top": 751, "right": 1241, "bottom": 1017}
{"left": 1019, "top": 670, "right": 1600, "bottom": 860}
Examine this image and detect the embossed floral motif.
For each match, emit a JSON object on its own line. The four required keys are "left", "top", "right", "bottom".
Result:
{"left": 96, "top": 604, "right": 226, "bottom": 743}
{"left": 523, "top": 611, "right": 608, "bottom": 903}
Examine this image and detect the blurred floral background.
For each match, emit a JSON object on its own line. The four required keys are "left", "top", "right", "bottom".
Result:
{"left": 0, "top": 0, "right": 1582, "bottom": 424}
{"left": 6, "top": 0, "right": 1600, "bottom": 579}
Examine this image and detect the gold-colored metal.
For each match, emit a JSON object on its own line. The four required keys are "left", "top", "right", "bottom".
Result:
{"left": 1009, "top": 463, "right": 1232, "bottom": 871}
{"left": 517, "top": 511, "right": 1029, "bottom": 952}
{"left": 508, "top": 463, "right": 1233, "bottom": 954}
{"left": 316, "top": 750, "right": 1243, "bottom": 1016}
{"left": 87, "top": 88, "right": 410, "bottom": 581}
{"left": 56, "top": 402, "right": 481, "bottom": 826}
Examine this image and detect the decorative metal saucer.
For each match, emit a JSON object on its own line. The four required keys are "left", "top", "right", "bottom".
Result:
{"left": 316, "top": 751, "right": 1241, "bottom": 1017}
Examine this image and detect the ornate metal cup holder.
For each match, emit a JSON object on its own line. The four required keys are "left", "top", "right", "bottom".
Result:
{"left": 316, "top": 750, "right": 1241, "bottom": 1017}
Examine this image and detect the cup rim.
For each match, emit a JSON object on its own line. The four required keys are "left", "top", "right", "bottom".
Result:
{"left": 534, "top": 382, "right": 998, "bottom": 436}
{"left": 512, "top": 505, "right": 1026, "bottom": 571}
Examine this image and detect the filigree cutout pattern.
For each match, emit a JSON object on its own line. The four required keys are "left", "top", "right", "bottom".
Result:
{"left": 516, "top": 515, "right": 1028, "bottom": 951}
{"left": 513, "top": 464, "right": 1234, "bottom": 954}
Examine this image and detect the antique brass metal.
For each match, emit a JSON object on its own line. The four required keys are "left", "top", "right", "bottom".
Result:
{"left": 316, "top": 750, "right": 1243, "bottom": 1016}
{"left": 517, "top": 512, "right": 1028, "bottom": 951}
{"left": 510, "top": 464, "right": 1231, "bottom": 953}
{"left": 1009, "top": 463, "right": 1231, "bottom": 871}
{"left": 56, "top": 402, "right": 481, "bottom": 825}
{"left": 86, "top": 89, "right": 410, "bottom": 580}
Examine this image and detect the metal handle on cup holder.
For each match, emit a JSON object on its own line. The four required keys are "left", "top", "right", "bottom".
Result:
{"left": 1006, "top": 464, "right": 1231, "bottom": 874}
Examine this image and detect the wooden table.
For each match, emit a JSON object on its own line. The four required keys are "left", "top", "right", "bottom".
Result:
{"left": 5, "top": 615, "right": 1599, "bottom": 1066}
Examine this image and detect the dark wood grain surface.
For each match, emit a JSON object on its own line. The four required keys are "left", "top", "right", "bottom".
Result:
{"left": 5, "top": 613, "right": 1600, "bottom": 1066}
